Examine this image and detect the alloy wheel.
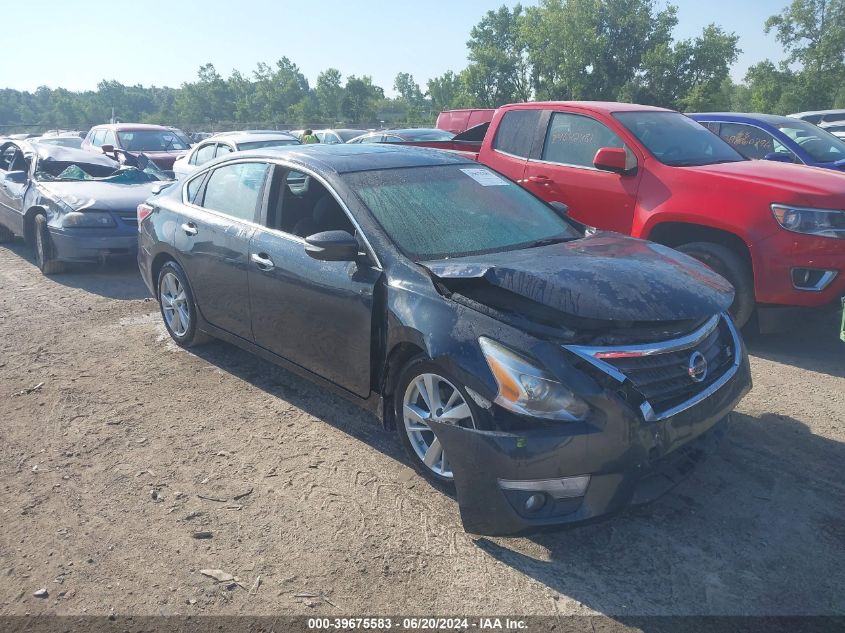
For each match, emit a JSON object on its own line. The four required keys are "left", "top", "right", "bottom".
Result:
{"left": 402, "top": 373, "right": 475, "bottom": 480}
{"left": 160, "top": 272, "right": 190, "bottom": 337}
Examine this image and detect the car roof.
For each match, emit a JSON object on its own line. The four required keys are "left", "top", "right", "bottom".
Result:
{"left": 207, "top": 132, "right": 299, "bottom": 144}
{"left": 228, "top": 143, "right": 474, "bottom": 174}
{"left": 32, "top": 143, "right": 119, "bottom": 167}
{"left": 92, "top": 123, "right": 183, "bottom": 132}
{"left": 499, "top": 101, "right": 674, "bottom": 114}
{"left": 789, "top": 109, "right": 845, "bottom": 117}
{"left": 689, "top": 112, "right": 799, "bottom": 126}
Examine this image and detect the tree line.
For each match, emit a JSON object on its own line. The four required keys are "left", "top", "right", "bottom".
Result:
{"left": 1, "top": 0, "right": 843, "bottom": 133}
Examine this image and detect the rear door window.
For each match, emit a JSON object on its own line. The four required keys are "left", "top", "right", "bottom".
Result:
{"left": 200, "top": 162, "right": 270, "bottom": 223}
{"left": 492, "top": 110, "right": 541, "bottom": 158}
{"left": 91, "top": 129, "right": 106, "bottom": 147}
{"left": 191, "top": 143, "right": 216, "bottom": 165}
{"left": 215, "top": 144, "right": 234, "bottom": 157}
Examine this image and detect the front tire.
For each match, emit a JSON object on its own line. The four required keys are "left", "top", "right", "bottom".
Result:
{"left": 33, "top": 214, "right": 65, "bottom": 275}
{"left": 394, "top": 356, "right": 478, "bottom": 490}
{"left": 677, "top": 241, "right": 755, "bottom": 328}
{"left": 157, "top": 261, "right": 209, "bottom": 347}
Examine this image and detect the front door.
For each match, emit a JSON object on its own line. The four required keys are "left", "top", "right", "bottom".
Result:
{"left": 177, "top": 160, "right": 270, "bottom": 341}
{"left": 521, "top": 111, "right": 642, "bottom": 235}
{"left": 248, "top": 167, "right": 380, "bottom": 397}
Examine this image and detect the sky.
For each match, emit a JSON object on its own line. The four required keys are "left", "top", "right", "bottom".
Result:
{"left": 0, "top": 0, "right": 788, "bottom": 94}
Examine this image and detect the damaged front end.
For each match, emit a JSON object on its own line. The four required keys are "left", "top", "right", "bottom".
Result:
{"left": 414, "top": 234, "right": 751, "bottom": 535}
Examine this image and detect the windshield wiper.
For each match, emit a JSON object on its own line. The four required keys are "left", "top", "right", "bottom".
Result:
{"left": 523, "top": 236, "right": 576, "bottom": 249}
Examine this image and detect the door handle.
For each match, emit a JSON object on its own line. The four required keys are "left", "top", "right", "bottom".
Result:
{"left": 251, "top": 253, "right": 274, "bottom": 270}
{"left": 527, "top": 175, "right": 552, "bottom": 184}
{"left": 181, "top": 222, "right": 198, "bottom": 236}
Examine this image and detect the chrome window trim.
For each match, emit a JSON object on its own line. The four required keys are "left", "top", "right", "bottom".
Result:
{"left": 179, "top": 157, "right": 383, "bottom": 270}
{"left": 492, "top": 148, "right": 529, "bottom": 161}
{"left": 563, "top": 313, "right": 741, "bottom": 422}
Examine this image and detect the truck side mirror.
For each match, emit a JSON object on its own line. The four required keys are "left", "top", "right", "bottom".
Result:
{"left": 593, "top": 147, "right": 629, "bottom": 174}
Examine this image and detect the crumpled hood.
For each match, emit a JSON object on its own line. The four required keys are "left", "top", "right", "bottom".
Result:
{"left": 39, "top": 181, "right": 159, "bottom": 213}
{"left": 421, "top": 233, "right": 734, "bottom": 322}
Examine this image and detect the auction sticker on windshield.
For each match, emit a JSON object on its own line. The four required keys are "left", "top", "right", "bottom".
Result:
{"left": 460, "top": 167, "right": 508, "bottom": 186}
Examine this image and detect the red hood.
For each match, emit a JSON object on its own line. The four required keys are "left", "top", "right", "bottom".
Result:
{"left": 684, "top": 160, "right": 845, "bottom": 199}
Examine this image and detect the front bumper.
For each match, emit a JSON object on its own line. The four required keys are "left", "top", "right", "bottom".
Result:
{"left": 754, "top": 229, "right": 845, "bottom": 307}
{"left": 428, "top": 346, "right": 751, "bottom": 536}
{"left": 49, "top": 226, "right": 138, "bottom": 263}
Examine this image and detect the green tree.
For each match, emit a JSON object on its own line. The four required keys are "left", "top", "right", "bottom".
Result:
{"left": 341, "top": 76, "right": 384, "bottom": 125}
{"left": 315, "top": 68, "right": 344, "bottom": 123}
{"left": 464, "top": 4, "right": 531, "bottom": 106}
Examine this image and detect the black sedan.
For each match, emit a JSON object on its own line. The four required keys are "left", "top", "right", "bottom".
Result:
{"left": 0, "top": 141, "right": 170, "bottom": 274}
{"left": 137, "top": 144, "right": 751, "bottom": 535}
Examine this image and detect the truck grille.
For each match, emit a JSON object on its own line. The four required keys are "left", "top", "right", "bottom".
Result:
{"left": 564, "top": 314, "right": 741, "bottom": 421}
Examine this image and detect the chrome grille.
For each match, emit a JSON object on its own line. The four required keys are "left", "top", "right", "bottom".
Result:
{"left": 565, "top": 314, "right": 741, "bottom": 421}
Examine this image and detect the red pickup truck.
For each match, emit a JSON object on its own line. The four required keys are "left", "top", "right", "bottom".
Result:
{"left": 421, "top": 102, "right": 845, "bottom": 328}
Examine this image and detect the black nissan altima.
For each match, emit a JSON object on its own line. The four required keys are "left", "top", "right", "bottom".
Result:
{"left": 137, "top": 144, "right": 751, "bottom": 535}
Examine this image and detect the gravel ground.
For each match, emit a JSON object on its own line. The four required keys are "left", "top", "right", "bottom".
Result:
{"left": 0, "top": 239, "right": 843, "bottom": 618}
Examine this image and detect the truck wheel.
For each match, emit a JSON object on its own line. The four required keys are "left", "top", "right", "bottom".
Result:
{"left": 33, "top": 214, "right": 65, "bottom": 275}
{"left": 677, "top": 242, "right": 754, "bottom": 327}
{"left": 393, "top": 356, "right": 479, "bottom": 491}
{"left": 0, "top": 224, "right": 13, "bottom": 243}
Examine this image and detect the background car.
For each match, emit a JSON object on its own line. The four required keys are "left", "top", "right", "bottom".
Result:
{"left": 820, "top": 122, "right": 845, "bottom": 140}
{"left": 172, "top": 131, "right": 300, "bottom": 179}
{"left": 81, "top": 123, "right": 193, "bottom": 171}
{"left": 691, "top": 113, "right": 845, "bottom": 170}
{"left": 314, "top": 129, "right": 368, "bottom": 144}
{"left": 346, "top": 128, "right": 455, "bottom": 144}
{"left": 789, "top": 109, "right": 845, "bottom": 125}
{"left": 30, "top": 134, "right": 84, "bottom": 149}
{"left": 0, "top": 140, "right": 169, "bottom": 274}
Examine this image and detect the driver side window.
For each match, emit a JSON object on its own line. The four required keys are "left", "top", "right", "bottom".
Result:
{"left": 263, "top": 167, "right": 354, "bottom": 238}
{"left": 542, "top": 112, "right": 635, "bottom": 170}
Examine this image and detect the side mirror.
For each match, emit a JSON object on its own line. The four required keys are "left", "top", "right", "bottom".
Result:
{"left": 548, "top": 201, "right": 569, "bottom": 217}
{"left": 764, "top": 151, "right": 794, "bottom": 163}
{"left": 101, "top": 144, "right": 115, "bottom": 155}
{"left": 305, "top": 230, "right": 360, "bottom": 262}
{"left": 4, "top": 170, "right": 27, "bottom": 184}
{"left": 593, "top": 147, "right": 629, "bottom": 174}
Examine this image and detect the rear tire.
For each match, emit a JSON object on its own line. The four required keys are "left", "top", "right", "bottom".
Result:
{"left": 0, "top": 224, "right": 13, "bottom": 243}
{"left": 677, "top": 241, "right": 755, "bottom": 328}
{"left": 157, "top": 260, "right": 210, "bottom": 347}
{"left": 33, "top": 214, "right": 65, "bottom": 275}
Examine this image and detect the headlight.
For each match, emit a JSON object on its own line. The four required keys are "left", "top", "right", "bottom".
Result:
{"left": 771, "top": 204, "right": 845, "bottom": 239}
{"left": 479, "top": 337, "right": 589, "bottom": 421}
{"left": 62, "top": 211, "right": 116, "bottom": 228}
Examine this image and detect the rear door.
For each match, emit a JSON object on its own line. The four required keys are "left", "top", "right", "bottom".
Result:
{"left": 521, "top": 110, "right": 642, "bottom": 234}
{"left": 248, "top": 166, "right": 380, "bottom": 396}
{"left": 484, "top": 108, "right": 543, "bottom": 184}
{"left": 177, "top": 160, "right": 270, "bottom": 340}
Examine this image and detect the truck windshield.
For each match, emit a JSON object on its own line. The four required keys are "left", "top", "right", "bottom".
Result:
{"left": 345, "top": 165, "right": 581, "bottom": 260}
{"left": 614, "top": 111, "right": 745, "bottom": 167}
{"left": 775, "top": 120, "right": 845, "bottom": 163}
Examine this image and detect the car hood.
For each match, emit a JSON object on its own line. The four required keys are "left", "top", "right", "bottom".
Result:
{"left": 421, "top": 233, "right": 734, "bottom": 323}
{"left": 685, "top": 159, "right": 845, "bottom": 197}
{"left": 38, "top": 181, "right": 159, "bottom": 212}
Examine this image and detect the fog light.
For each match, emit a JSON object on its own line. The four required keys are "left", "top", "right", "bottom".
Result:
{"left": 791, "top": 268, "right": 837, "bottom": 291}
{"left": 498, "top": 475, "right": 591, "bottom": 499}
{"left": 524, "top": 494, "right": 546, "bottom": 513}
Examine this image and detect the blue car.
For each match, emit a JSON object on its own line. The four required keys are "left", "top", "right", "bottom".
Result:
{"left": 689, "top": 113, "right": 845, "bottom": 172}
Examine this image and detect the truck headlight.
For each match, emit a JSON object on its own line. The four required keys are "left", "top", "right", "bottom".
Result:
{"left": 479, "top": 337, "right": 589, "bottom": 421}
{"left": 62, "top": 211, "right": 116, "bottom": 228}
{"left": 771, "top": 204, "right": 845, "bottom": 239}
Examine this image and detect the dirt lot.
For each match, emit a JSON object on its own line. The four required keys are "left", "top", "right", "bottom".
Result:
{"left": 0, "top": 238, "right": 843, "bottom": 618}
